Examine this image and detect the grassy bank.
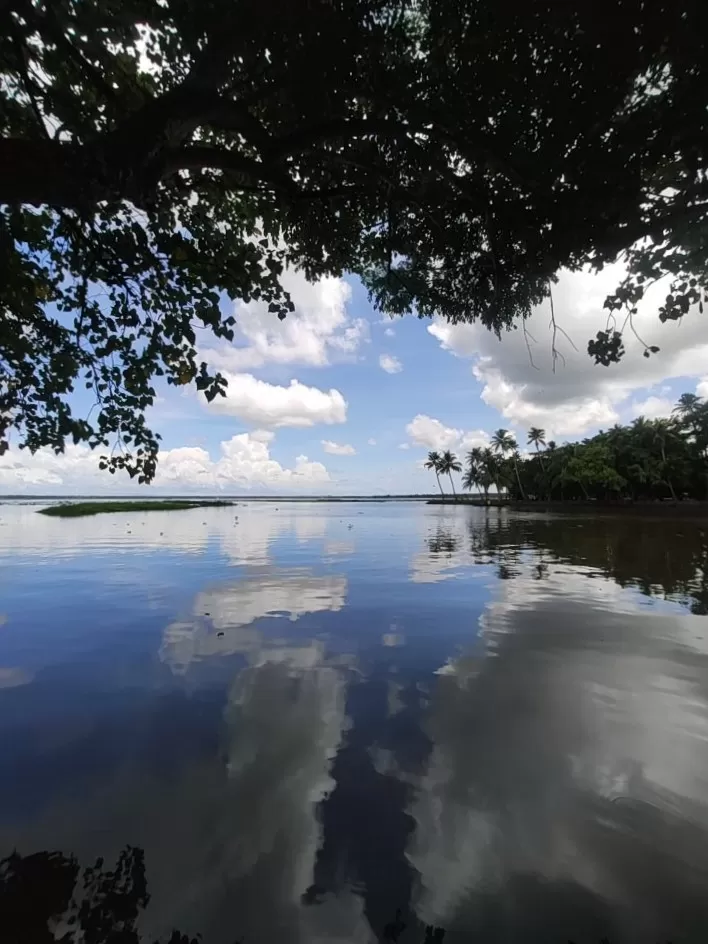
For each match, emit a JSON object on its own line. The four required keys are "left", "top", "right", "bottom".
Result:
{"left": 38, "top": 500, "right": 233, "bottom": 518}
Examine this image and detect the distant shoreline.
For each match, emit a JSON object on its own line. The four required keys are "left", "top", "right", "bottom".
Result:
{"left": 427, "top": 497, "right": 708, "bottom": 518}
{"left": 2, "top": 495, "right": 434, "bottom": 504}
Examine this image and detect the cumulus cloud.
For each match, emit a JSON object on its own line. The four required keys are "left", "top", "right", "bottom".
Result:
{"left": 367, "top": 438, "right": 377, "bottom": 446}
{"left": 384, "top": 327, "right": 395, "bottom": 337}
{"left": 206, "top": 372, "right": 347, "bottom": 428}
{"left": 321, "top": 440, "right": 356, "bottom": 456}
{"left": 379, "top": 353, "right": 402, "bottom": 374}
{"left": 404, "top": 415, "right": 490, "bottom": 454}
{"left": 627, "top": 396, "right": 675, "bottom": 420}
{"left": 0, "top": 432, "right": 330, "bottom": 493}
{"left": 398, "top": 442, "right": 411, "bottom": 450}
{"left": 428, "top": 264, "right": 708, "bottom": 439}
{"left": 201, "top": 271, "right": 368, "bottom": 372}
{"left": 406, "top": 415, "right": 461, "bottom": 451}
{"left": 696, "top": 378, "right": 708, "bottom": 399}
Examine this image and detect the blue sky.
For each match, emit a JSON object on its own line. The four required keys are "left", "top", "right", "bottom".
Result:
{"left": 1, "top": 262, "right": 707, "bottom": 495}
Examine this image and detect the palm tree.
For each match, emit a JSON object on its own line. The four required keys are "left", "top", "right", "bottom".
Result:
{"left": 673, "top": 393, "right": 702, "bottom": 417}
{"left": 465, "top": 447, "right": 489, "bottom": 501}
{"left": 438, "top": 450, "right": 462, "bottom": 499}
{"left": 527, "top": 427, "right": 546, "bottom": 452}
{"left": 652, "top": 417, "right": 679, "bottom": 501}
{"left": 462, "top": 464, "right": 481, "bottom": 496}
{"left": 547, "top": 440, "right": 557, "bottom": 451}
{"left": 491, "top": 428, "right": 516, "bottom": 456}
{"left": 424, "top": 451, "right": 444, "bottom": 497}
{"left": 481, "top": 446, "right": 501, "bottom": 498}
{"left": 491, "top": 429, "right": 525, "bottom": 499}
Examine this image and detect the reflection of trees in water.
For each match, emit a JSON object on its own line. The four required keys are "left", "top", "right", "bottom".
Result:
{"left": 0, "top": 847, "right": 161, "bottom": 944}
{"left": 426, "top": 529, "right": 460, "bottom": 557}
{"left": 0, "top": 846, "right": 448, "bottom": 944}
{"left": 463, "top": 512, "right": 708, "bottom": 612}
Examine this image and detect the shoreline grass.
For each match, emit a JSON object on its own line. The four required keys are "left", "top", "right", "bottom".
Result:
{"left": 38, "top": 500, "right": 233, "bottom": 518}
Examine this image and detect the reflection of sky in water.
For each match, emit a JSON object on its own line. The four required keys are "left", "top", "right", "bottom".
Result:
{"left": 0, "top": 502, "right": 708, "bottom": 942}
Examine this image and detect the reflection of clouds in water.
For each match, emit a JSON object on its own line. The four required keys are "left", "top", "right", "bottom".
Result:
{"left": 161, "top": 572, "right": 347, "bottom": 673}
{"left": 0, "top": 666, "right": 33, "bottom": 688}
{"left": 0, "top": 613, "right": 6, "bottom": 626}
{"left": 323, "top": 540, "right": 356, "bottom": 559}
{"left": 0, "top": 503, "right": 330, "bottom": 566}
{"left": 0, "top": 640, "right": 366, "bottom": 944}
{"left": 408, "top": 562, "right": 708, "bottom": 942}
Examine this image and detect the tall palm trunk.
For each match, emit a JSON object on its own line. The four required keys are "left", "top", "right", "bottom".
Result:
{"left": 435, "top": 470, "right": 444, "bottom": 497}
{"left": 448, "top": 472, "right": 457, "bottom": 499}
{"left": 660, "top": 444, "right": 677, "bottom": 501}
{"left": 513, "top": 457, "right": 526, "bottom": 500}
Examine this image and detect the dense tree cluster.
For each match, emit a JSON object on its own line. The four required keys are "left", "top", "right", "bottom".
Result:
{"left": 1, "top": 0, "right": 707, "bottom": 478}
{"left": 426, "top": 394, "right": 708, "bottom": 503}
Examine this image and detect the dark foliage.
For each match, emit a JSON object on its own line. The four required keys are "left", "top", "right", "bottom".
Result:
{"left": 461, "top": 394, "right": 708, "bottom": 506}
{"left": 1, "top": 0, "right": 707, "bottom": 478}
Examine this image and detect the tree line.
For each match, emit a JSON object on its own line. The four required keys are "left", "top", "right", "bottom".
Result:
{"left": 425, "top": 393, "right": 708, "bottom": 503}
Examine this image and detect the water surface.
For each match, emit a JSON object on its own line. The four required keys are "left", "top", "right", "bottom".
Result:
{"left": 1, "top": 502, "right": 708, "bottom": 943}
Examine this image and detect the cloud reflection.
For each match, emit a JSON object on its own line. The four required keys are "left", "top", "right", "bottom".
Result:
{"left": 161, "top": 571, "right": 348, "bottom": 673}
{"left": 407, "top": 561, "right": 708, "bottom": 943}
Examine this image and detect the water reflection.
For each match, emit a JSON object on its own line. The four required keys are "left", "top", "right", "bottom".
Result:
{"left": 409, "top": 579, "right": 708, "bottom": 942}
{"left": 466, "top": 511, "right": 708, "bottom": 613}
{"left": 161, "top": 572, "right": 348, "bottom": 673}
{"left": 2, "top": 505, "right": 708, "bottom": 942}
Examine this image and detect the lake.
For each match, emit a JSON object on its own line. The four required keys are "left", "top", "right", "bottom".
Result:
{"left": 1, "top": 501, "right": 708, "bottom": 943}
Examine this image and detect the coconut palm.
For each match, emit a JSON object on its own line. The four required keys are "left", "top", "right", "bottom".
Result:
{"left": 480, "top": 446, "right": 501, "bottom": 498}
{"left": 673, "top": 392, "right": 702, "bottom": 416}
{"left": 465, "top": 447, "right": 488, "bottom": 501}
{"left": 438, "top": 450, "right": 462, "bottom": 499}
{"left": 491, "top": 428, "right": 516, "bottom": 456}
{"left": 527, "top": 427, "right": 546, "bottom": 452}
{"left": 462, "top": 464, "right": 481, "bottom": 496}
{"left": 491, "top": 429, "right": 525, "bottom": 499}
{"left": 424, "top": 451, "right": 444, "bottom": 497}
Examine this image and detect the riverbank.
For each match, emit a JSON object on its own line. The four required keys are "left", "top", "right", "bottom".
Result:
{"left": 38, "top": 500, "right": 234, "bottom": 518}
{"left": 427, "top": 498, "right": 708, "bottom": 518}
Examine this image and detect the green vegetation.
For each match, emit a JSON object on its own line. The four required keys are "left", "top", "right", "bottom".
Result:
{"left": 2, "top": 1, "right": 707, "bottom": 479}
{"left": 457, "top": 394, "right": 708, "bottom": 503}
{"left": 38, "top": 499, "right": 232, "bottom": 518}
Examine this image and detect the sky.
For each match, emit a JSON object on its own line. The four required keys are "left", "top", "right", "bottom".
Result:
{"left": 2, "top": 262, "right": 707, "bottom": 495}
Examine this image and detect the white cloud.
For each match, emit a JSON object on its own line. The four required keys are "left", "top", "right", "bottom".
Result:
{"left": 406, "top": 415, "right": 461, "bottom": 451}
{"left": 404, "top": 415, "right": 490, "bottom": 455}
{"left": 384, "top": 327, "right": 395, "bottom": 337}
{"left": 459, "top": 429, "right": 490, "bottom": 450}
{"left": 206, "top": 372, "right": 347, "bottom": 428}
{"left": 628, "top": 396, "right": 674, "bottom": 420}
{"left": 696, "top": 377, "right": 708, "bottom": 399}
{"left": 428, "top": 263, "right": 708, "bottom": 439}
{"left": 367, "top": 438, "right": 377, "bottom": 446}
{"left": 0, "top": 432, "right": 330, "bottom": 493}
{"left": 201, "top": 271, "right": 368, "bottom": 371}
{"left": 321, "top": 440, "right": 356, "bottom": 456}
{"left": 398, "top": 442, "right": 411, "bottom": 450}
{"left": 379, "top": 353, "right": 403, "bottom": 374}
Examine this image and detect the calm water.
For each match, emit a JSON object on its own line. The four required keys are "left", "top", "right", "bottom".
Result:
{"left": 1, "top": 501, "right": 708, "bottom": 943}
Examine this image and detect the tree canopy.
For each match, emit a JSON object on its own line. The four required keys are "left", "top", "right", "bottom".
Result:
{"left": 461, "top": 395, "right": 708, "bottom": 504}
{"left": 2, "top": 0, "right": 707, "bottom": 478}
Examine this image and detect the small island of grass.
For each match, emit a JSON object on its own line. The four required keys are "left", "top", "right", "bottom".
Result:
{"left": 38, "top": 500, "right": 233, "bottom": 518}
